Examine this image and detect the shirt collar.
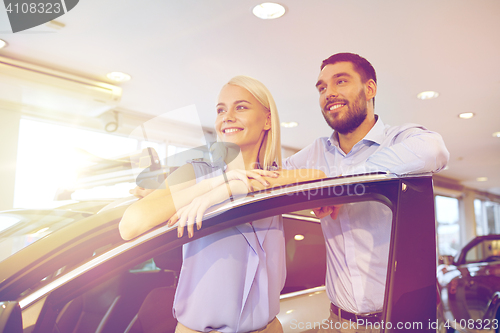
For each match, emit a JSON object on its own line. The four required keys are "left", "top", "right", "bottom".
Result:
{"left": 327, "top": 115, "right": 385, "bottom": 147}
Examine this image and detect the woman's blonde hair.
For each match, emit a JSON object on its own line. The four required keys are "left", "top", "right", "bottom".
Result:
{"left": 226, "top": 75, "right": 282, "bottom": 170}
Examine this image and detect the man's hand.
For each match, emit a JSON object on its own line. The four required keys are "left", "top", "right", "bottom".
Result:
{"left": 313, "top": 205, "right": 342, "bottom": 220}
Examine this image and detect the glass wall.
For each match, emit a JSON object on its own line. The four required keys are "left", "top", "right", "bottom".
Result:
{"left": 475, "top": 199, "right": 500, "bottom": 235}
{"left": 435, "top": 195, "right": 461, "bottom": 256}
{"left": 14, "top": 118, "right": 165, "bottom": 208}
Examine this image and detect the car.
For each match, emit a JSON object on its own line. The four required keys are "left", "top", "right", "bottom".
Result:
{"left": 0, "top": 174, "right": 437, "bottom": 333}
{"left": 438, "top": 235, "right": 500, "bottom": 333}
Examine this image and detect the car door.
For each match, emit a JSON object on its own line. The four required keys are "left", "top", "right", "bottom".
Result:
{"left": 0, "top": 174, "right": 437, "bottom": 333}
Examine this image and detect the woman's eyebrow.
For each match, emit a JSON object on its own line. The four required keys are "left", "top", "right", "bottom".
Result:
{"left": 234, "top": 100, "right": 251, "bottom": 104}
{"left": 217, "top": 100, "right": 252, "bottom": 108}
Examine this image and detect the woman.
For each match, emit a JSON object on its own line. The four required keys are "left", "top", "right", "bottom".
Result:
{"left": 119, "top": 75, "right": 323, "bottom": 332}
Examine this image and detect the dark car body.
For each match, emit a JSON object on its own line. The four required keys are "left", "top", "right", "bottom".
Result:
{"left": 0, "top": 174, "right": 437, "bottom": 333}
{"left": 438, "top": 235, "right": 500, "bottom": 332}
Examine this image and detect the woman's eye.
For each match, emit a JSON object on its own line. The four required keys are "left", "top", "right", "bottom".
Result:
{"left": 236, "top": 105, "right": 247, "bottom": 110}
{"left": 217, "top": 108, "right": 225, "bottom": 114}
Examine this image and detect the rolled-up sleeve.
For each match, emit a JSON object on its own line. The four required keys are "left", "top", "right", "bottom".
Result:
{"left": 346, "top": 128, "right": 449, "bottom": 176}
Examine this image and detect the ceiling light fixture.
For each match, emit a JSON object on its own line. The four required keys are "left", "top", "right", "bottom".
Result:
{"left": 416, "top": 91, "right": 439, "bottom": 100}
{"left": 458, "top": 112, "right": 475, "bottom": 119}
{"left": 252, "top": 3, "right": 286, "bottom": 19}
{"left": 294, "top": 234, "right": 305, "bottom": 241}
{"left": 281, "top": 121, "right": 298, "bottom": 128}
{"left": 493, "top": 132, "right": 500, "bottom": 138}
{"left": 0, "top": 39, "right": 7, "bottom": 49}
{"left": 476, "top": 177, "right": 488, "bottom": 182}
{"left": 106, "top": 72, "right": 131, "bottom": 82}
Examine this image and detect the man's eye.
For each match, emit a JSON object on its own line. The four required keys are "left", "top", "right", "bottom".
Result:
{"left": 337, "top": 80, "right": 346, "bottom": 85}
{"left": 217, "top": 108, "right": 225, "bottom": 114}
{"left": 318, "top": 86, "right": 326, "bottom": 93}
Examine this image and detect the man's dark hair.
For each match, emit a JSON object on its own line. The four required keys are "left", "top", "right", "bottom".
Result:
{"left": 321, "top": 53, "right": 377, "bottom": 84}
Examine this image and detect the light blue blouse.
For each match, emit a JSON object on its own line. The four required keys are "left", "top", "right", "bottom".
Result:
{"left": 172, "top": 161, "right": 286, "bottom": 332}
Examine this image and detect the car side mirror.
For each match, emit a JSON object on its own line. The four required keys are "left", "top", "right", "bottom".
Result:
{"left": 0, "top": 301, "right": 22, "bottom": 333}
{"left": 438, "top": 255, "right": 454, "bottom": 266}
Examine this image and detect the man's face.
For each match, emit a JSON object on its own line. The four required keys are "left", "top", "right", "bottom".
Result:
{"left": 316, "top": 62, "right": 369, "bottom": 134}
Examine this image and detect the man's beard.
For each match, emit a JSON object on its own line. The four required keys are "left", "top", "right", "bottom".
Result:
{"left": 322, "top": 90, "right": 368, "bottom": 135}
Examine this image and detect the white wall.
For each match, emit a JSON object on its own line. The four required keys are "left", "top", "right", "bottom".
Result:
{"left": 0, "top": 107, "right": 21, "bottom": 210}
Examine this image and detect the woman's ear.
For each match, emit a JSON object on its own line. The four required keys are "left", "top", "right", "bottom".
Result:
{"left": 263, "top": 113, "right": 272, "bottom": 131}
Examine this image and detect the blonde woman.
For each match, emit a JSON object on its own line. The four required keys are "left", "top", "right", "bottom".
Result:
{"left": 119, "top": 76, "right": 324, "bottom": 332}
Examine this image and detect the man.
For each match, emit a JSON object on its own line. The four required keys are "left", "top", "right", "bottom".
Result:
{"left": 283, "top": 53, "right": 449, "bottom": 332}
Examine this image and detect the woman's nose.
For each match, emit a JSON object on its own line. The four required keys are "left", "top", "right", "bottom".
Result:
{"left": 223, "top": 109, "right": 236, "bottom": 122}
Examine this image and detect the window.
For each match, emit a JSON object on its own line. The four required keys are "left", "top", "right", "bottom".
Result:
{"left": 14, "top": 118, "right": 165, "bottom": 208}
{"left": 475, "top": 199, "right": 500, "bottom": 235}
{"left": 435, "top": 195, "right": 460, "bottom": 256}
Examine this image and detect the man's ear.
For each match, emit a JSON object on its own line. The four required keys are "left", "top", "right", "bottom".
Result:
{"left": 365, "top": 79, "right": 377, "bottom": 101}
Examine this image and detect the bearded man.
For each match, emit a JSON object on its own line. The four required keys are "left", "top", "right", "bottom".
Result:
{"left": 283, "top": 53, "right": 449, "bottom": 333}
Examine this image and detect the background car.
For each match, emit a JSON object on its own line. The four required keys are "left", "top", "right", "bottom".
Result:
{"left": 0, "top": 174, "right": 437, "bottom": 333}
{"left": 438, "top": 235, "right": 500, "bottom": 333}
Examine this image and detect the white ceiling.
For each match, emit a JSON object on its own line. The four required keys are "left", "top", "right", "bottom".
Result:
{"left": 1, "top": 0, "right": 499, "bottom": 194}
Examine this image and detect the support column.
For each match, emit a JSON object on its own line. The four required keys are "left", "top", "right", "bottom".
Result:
{"left": 0, "top": 108, "right": 21, "bottom": 210}
{"left": 460, "top": 189, "right": 477, "bottom": 245}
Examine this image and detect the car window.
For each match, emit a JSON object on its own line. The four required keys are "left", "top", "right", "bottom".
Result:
{"left": 465, "top": 239, "right": 500, "bottom": 263}
{"left": 0, "top": 210, "right": 92, "bottom": 263}
{"left": 17, "top": 223, "right": 126, "bottom": 300}
{"left": 282, "top": 212, "right": 325, "bottom": 294}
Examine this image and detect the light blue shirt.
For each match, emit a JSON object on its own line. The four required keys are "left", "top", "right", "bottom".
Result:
{"left": 172, "top": 161, "right": 286, "bottom": 332}
{"left": 283, "top": 116, "right": 449, "bottom": 313}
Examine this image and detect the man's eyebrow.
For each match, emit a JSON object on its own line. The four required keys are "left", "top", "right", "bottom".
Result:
{"left": 332, "top": 72, "right": 353, "bottom": 79}
{"left": 316, "top": 72, "right": 354, "bottom": 88}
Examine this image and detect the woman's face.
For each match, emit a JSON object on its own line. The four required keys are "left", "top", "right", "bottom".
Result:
{"left": 215, "top": 84, "right": 271, "bottom": 149}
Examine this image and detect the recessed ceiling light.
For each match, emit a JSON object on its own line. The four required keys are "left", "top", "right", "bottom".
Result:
{"left": 252, "top": 3, "right": 286, "bottom": 19}
{"left": 0, "top": 39, "right": 7, "bottom": 49}
{"left": 281, "top": 121, "right": 298, "bottom": 128}
{"left": 458, "top": 112, "right": 475, "bottom": 119}
{"left": 294, "top": 234, "right": 305, "bottom": 241}
{"left": 417, "top": 91, "right": 439, "bottom": 100}
{"left": 106, "top": 72, "right": 131, "bottom": 82}
{"left": 493, "top": 131, "right": 500, "bottom": 138}
{"left": 476, "top": 177, "right": 488, "bottom": 182}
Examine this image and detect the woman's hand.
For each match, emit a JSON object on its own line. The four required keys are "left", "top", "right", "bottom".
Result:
{"left": 168, "top": 192, "right": 214, "bottom": 238}
{"left": 209, "top": 169, "right": 279, "bottom": 191}
{"left": 168, "top": 180, "right": 249, "bottom": 238}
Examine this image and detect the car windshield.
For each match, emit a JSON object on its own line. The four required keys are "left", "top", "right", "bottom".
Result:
{"left": 0, "top": 210, "right": 93, "bottom": 263}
